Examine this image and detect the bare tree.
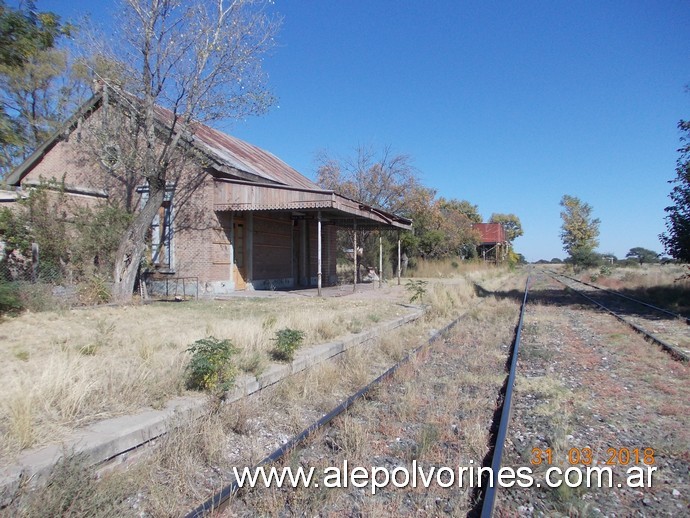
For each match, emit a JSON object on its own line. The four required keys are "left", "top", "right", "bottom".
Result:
{"left": 79, "top": 0, "right": 279, "bottom": 301}
{"left": 315, "top": 145, "right": 434, "bottom": 276}
{"left": 316, "top": 145, "right": 430, "bottom": 217}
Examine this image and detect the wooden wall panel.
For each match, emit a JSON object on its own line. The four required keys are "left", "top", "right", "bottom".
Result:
{"left": 252, "top": 213, "right": 293, "bottom": 280}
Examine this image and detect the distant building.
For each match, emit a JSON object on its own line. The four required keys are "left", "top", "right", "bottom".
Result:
{"left": 472, "top": 223, "right": 507, "bottom": 262}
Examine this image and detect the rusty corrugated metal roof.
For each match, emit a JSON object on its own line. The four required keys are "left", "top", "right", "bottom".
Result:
{"left": 213, "top": 179, "right": 412, "bottom": 230}
{"left": 472, "top": 223, "right": 506, "bottom": 244}
{"left": 6, "top": 88, "right": 411, "bottom": 230}
{"left": 190, "top": 122, "right": 320, "bottom": 190}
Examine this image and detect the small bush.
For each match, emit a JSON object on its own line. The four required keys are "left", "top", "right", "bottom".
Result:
{"left": 185, "top": 337, "right": 238, "bottom": 393}
{"left": 270, "top": 328, "right": 305, "bottom": 362}
{"left": 599, "top": 265, "right": 613, "bottom": 277}
{"left": 405, "top": 279, "right": 428, "bottom": 304}
{"left": 78, "top": 275, "right": 112, "bottom": 305}
{"left": 0, "top": 280, "right": 22, "bottom": 316}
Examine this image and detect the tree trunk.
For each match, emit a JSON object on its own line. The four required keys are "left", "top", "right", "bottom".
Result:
{"left": 111, "top": 185, "right": 166, "bottom": 302}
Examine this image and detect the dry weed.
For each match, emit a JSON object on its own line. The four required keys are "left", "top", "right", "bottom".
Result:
{"left": 0, "top": 292, "right": 413, "bottom": 456}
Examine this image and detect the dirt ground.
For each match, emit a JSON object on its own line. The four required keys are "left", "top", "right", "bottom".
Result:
{"left": 5, "top": 267, "right": 688, "bottom": 517}
{"left": 496, "top": 271, "right": 690, "bottom": 517}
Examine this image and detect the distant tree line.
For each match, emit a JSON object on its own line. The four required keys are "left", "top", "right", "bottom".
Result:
{"left": 558, "top": 103, "right": 690, "bottom": 268}
{"left": 534, "top": 246, "right": 662, "bottom": 266}
{"left": 315, "top": 145, "right": 524, "bottom": 276}
{"left": 555, "top": 193, "right": 667, "bottom": 268}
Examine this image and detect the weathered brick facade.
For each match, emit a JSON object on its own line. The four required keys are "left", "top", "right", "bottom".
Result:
{"left": 7, "top": 92, "right": 409, "bottom": 295}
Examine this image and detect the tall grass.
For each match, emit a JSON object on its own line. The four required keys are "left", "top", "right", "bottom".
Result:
{"left": 408, "top": 257, "right": 490, "bottom": 278}
{"left": 0, "top": 267, "right": 497, "bottom": 460}
{"left": 0, "top": 291, "right": 413, "bottom": 456}
{"left": 4, "top": 271, "right": 513, "bottom": 515}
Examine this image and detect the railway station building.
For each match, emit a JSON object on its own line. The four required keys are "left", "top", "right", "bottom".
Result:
{"left": 5, "top": 87, "right": 412, "bottom": 296}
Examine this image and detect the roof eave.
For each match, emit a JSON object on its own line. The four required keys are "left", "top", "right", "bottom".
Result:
{"left": 6, "top": 93, "right": 103, "bottom": 186}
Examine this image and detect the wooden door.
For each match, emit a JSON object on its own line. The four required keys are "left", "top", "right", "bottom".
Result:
{"left": 233, "top": 220, "right": 247, "bottom": 290}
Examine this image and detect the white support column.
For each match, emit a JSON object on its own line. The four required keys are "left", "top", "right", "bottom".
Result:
{"left": 246, "top": 212, "right": 254, "bottom": 289}
{"left": 317, "top": 211, "right": 322, "bottom": 297}
{"left": 229, "top": 212, "right": 235, "bottom": 287}
{"left": 353, "top": 220, "right": 357, "bottom": 292}
{"left": 397, "top": 235, "right": 401, "bottom": 286}
{"left": 379, "top": 233, "right": 383, "bottom": 289}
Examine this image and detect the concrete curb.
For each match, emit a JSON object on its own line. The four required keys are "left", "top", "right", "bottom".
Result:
{"left": 0, "top": 307, "right": 424, "bottom": 501}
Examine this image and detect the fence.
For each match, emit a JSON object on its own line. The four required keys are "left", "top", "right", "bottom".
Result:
{"left": 0, "top": 237, "right": 120, "bottom": 310}
{"left": 1, "top": 241, "right": 201, "bottom": 312}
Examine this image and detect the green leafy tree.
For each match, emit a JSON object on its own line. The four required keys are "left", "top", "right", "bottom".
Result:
{"left": 433, "top": 199, "right": 480, "bottom": 257}
{"left": 489, "top": 213, "right": 523, "bottom": 243}
{"left": 661, "top": 119, "right": 690, "bottom": 262}
{"left": 0, "top": 181, "right": 70, "bottom": 281}
{"left": 559, "top": 194, "right": 600, "bottom": 266}
{"left": 438, "top": 198, "right": 481, "bottom": 223}
{"left": 626, "top": 247, "right": 659, "bottom": 265}
{"left": 0, "top": 205, "right": 32, "bottom": 257}
{"left": 0, "top": 180, "right": 130, "bottom": 285}
{"left": 0, "top": 0, "right": 77, "bottom": 177}
{"left": 72, "top": 204, "right": 134, "bottom": 278}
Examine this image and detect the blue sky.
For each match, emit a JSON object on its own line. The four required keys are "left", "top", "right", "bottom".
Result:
{"left": 43, "top": 0, "right": 690, "bottom": 261}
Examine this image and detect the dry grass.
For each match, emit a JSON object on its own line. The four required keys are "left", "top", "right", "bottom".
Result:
{"left": 228, "top": 294, "right": 521, "bottom": 516}
{"left": 0, "top": 266, "right": 492, "bottom": 455}
{"left": 408, "top": 257, "right": 498, "bottom": 279}
{"left": 5, "top": 278, "right": 485, "bottom": 515}
{"left": 0, "top": 290, "right": 420, "bottom": 457}
{"left": 566, "top": 263, "right": 690, "bottom": 313}
{"left": 566, "top": 262, "right": 689, "bottom": 291}
{"left": 0, "top": 272, "right": 536, "bottom": 516}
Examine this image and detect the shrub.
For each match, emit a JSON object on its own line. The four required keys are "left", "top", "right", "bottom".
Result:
{"left": 0, "top": 280, "right": 22, "bottom": 316}
{"left": 599, "top": 265, "right": 613, "bottom": 277}
{"left": 184, "top": 337, "right": 238, "bottom": 393}
{"left": 270, "top": 328, "right": 305, "bottom": 362}
{"left": 405, "top": 279, "right": 428, "bottom": 304}
{"left": 77, "top": 274, "right": 112, "bottom": 305}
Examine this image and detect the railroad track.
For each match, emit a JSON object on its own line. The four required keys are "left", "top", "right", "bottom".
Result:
{"left": 186, "top": 277, "right": 533, "bottom": 517}
{"left": 494, "top": 269, "right": 690, "bottom": 517}
{"left": 545, "top": 270, "right": 690, "bottom": 362}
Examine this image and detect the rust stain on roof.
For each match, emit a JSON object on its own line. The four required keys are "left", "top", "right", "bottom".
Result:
{"left": 191, "top": 122, "right": 320, "bottom": 190}
{"left": 472, "top": 223, "right": 506, "bottom": 244}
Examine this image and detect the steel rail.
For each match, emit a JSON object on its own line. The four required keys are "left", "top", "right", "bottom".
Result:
{"left": 185, "top": 312, "right": 466, "bottom": 518}
{"left": 546, "top": 271, "right": 690, "bottom": 362}
{"left": 547, "top": 270, "right": 690, "bottom": 324}
{"left": 472, "top": 275, "right": 531, "bottom": 518}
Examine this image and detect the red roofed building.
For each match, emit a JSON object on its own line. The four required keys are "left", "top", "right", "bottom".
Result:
{"left": 472, "top": 223, "right": 508, "bottom": 263}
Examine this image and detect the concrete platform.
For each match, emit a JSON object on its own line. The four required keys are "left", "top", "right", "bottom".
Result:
{"left": 0, "top": 305, "right": 424, "bottom": 502}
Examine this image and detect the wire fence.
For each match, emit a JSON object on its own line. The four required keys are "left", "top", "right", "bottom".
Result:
{"left": 0, "top": 241, "right": 109, "bottom": 310}
{"left": 1, "top": 241, "right": 201, "bottom": 313}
